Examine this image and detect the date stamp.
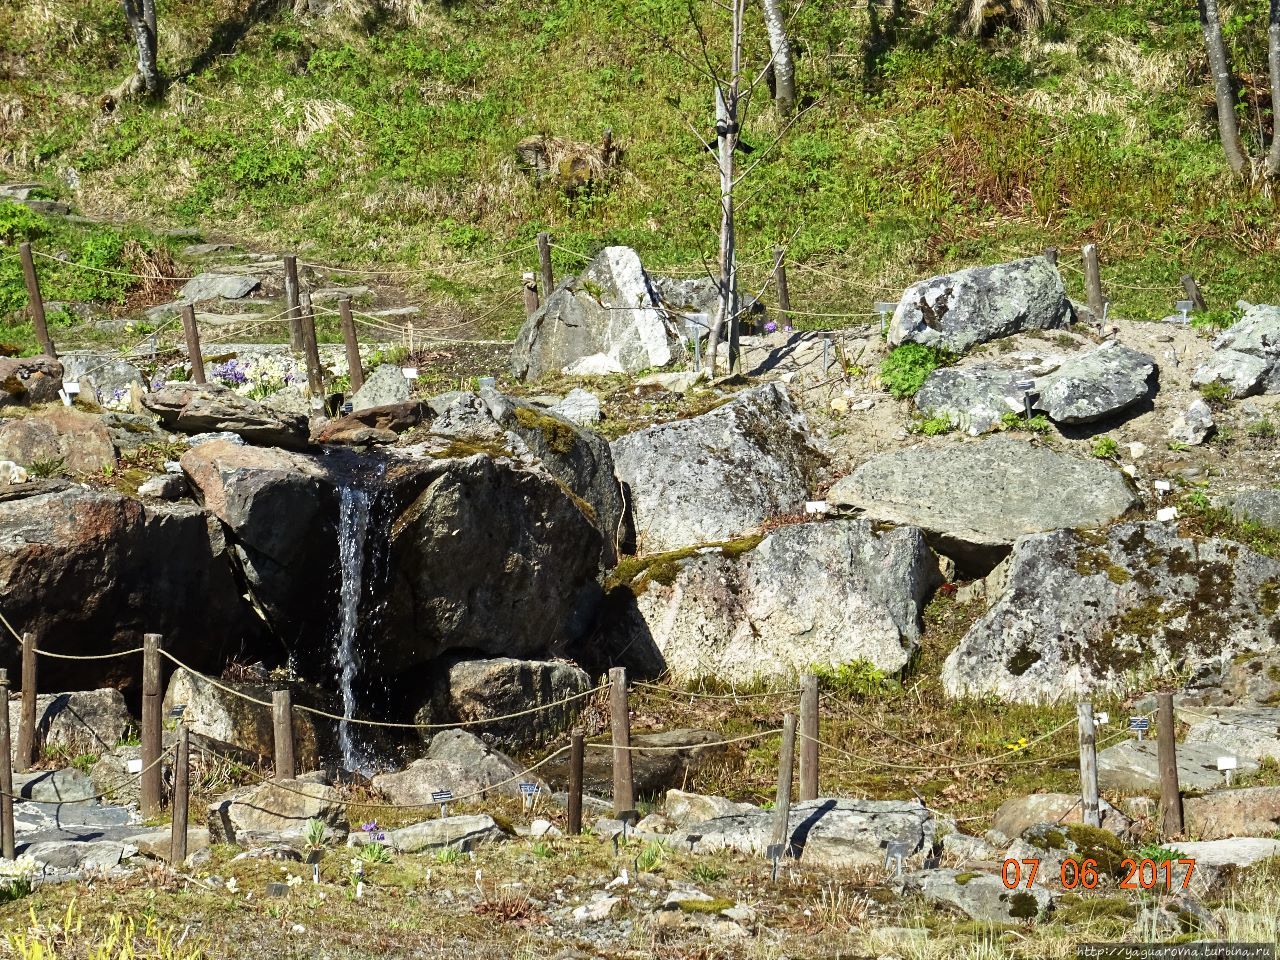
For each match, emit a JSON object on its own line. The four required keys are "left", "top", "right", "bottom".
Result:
{"left": 1002, "top": 858, "right": 1196, "bottom": 890}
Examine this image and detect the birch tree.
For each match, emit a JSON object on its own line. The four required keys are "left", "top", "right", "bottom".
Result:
{"left": 1267, "top": 0, "right": 1280, "bottom": 176}
{"left": 760, "top": 0, "right": 796, "bottom": 117}
{"left": 1198, "top": 0, "right": 1248, "bottom": 178}
{"left": 122, "top": 0, "right": 160, "bottom": 96}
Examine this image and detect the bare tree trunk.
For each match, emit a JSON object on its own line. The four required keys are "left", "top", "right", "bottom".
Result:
{"left": 122, "top": 0, "right": 159, "bottom": 94}
{"left": 1267, "top": 0, "right": 1280, "bottom": 178}
{"left": 705, "top": 0, "right": 744, "bottom": 377}
{"left": 1199, "top": 0, "right": 1248, "bottom": 178}
{"left": 760, "top": 0, "right": 796, "bottom": 117}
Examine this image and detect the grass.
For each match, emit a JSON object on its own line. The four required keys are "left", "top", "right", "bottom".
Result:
{"left": 3, "top": 0, "right": 1280, "bottom": 341}
{"left": 880, "top": 343, "right": 956, "bottom": 399}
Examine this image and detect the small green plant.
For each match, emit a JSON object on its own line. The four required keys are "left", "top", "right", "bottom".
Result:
{"left": 27, "top": 456, "right": 66, "bottom": 478}
{"left": 530, "top": 841, "right": 554, "bottom": 859}
{"left": 1247, "top": 417, "right": 1277, "bottom": 439}
{"left": 910, "top": 412, "right": 956, "bottom": 436}
{"left": 1189, "top": 308, "right": 1238, "bottom": 332}
{"left": 304, "top": 818, "right": 327, "bottom": 850}
{"left": 1000, "top": 411, "right": 1052, "bottom": 434}
{"left": 1136, "top": 843, "right": 1186, "bottom": 864}
{"left": 813, "top": 660, "right": 900, "bottom": 698}
{"left": 690, "top": 863, "right": 726, "bottom": 884}
{"left": 878, "top": 343, "right": 956, "bottom": 399}
{"left": 1091, "top": 436, "right": 1120, "bottom": 459}
{"left": 70, "top": 752, "right": 98, "bottom": 774}
{"left": 1167, "top": 439, "right": 1191, "bottom": 452}
{"left": 434, "top": 847, "right": 462, "bottom": 865}
{"left": 1181, "top": 489, "right": 1211, "bottom": 511}
{"left": 635, "top": 841, "right": 663, "bottom": 872}
{"left": 1199, "top": 381, "right": 1233, "bottom": 405}
{"left": 357, "top": 842, "right": 392, "bottom": 865}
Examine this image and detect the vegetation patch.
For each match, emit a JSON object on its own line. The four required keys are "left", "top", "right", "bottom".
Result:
{"left": 879, "top": 344, "right": 957, "bottom": 399}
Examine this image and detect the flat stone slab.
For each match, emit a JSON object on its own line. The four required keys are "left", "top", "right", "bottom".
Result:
{"left": 179, "top": 274, "right": 261, "bottom": 302}
{"left": 909, "top": 868, "right": 1052, "bottom": 922}
{"left": 1097, "top": 739, "right": 1259, "bottom": 793}
{"left": 827, "top": 436, "right": 1139, "bottom": 573}
{"left": 1180, "top": 706, "right": 1280, "bottom": 761}
{"left": 1174, "top": 838, "right": 1280, "bottom": 868}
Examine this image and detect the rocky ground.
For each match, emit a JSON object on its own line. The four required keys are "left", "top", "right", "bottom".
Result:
{"left": 5, "top": 199, "right": 1280, "bottom": 956}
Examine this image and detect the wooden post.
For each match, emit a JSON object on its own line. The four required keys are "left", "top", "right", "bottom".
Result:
{"left": 567, "top": 727, "right": 584, "bottom": 836}
{"left": 283, "top": 255, "right": 303, "bottom": 352}
{"left": 170, "top": 721, "right": 189, "bottom": 866}
{"left": 1181, "top": 275, "right": 1207, "bottom": 312}
{"left": 1077, "top": 702, "right": 1100, "bottom": 828}
{"left": 772, "top": 713, "right": 797, "bottom": 856}
{"left": 537, "top": 232, "right": 555, "bottom": 300}
{"left": 523, "top": 272, "right": 540, "bottom": 318}
{"left": 180, "top": 304, "right": 206, "bottom": 385}
{"left": 141, "top": 633, "right": 163, "bottom": 819}
{"left": 299, "top": 292, "right": 325, "bottom": 400}
{"left": 773, "top": 247, "right": 791, "bottom": 331}
{"left": 1043, "top": 247, "right": 1059, "bottom": 266}
{"left": 798, "top": 673, "right": 819, "bottom": 801}
{"left": 17, "top": 244, "right": 55, "bottom": 358}
{"left": 273, "top": 688, "right": 297, "bottom": 781}
{"left": 1157, "top": 692, "right": 1184, "bottom": 838}
{"left": 338, "top": 296, "right": 363, "bottom": 395}
{"left": 0, "top": 669, "right": 15, "bottom": 860}
{"left": 1082, "top": 243, "right": 1105, "bottom": 320}
{"left": 15, "top": 633, "right": 36, "bottom": 774}
{"left": 608, "top": 667, "right": 634, "bottom": 816}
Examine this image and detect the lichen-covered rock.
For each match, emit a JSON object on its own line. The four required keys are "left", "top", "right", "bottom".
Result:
{"left": 6, "top": 689, "right": 131, "bottom": 760}
{"left": 889, "top": 257, "right": 1072, "bottom": 353}
{"left": 1221, "top": 489, "right": 1280, "bottom": 529}
{"left": 0, "top": 356, "right": 63, "bottom": 406}
{"left": 351, "top": 364, "right": 411, "bottom": 412}
{"left": 613, "top": 518, "right": 941, "bottom": 683}
{"left": 511, "top": 246, "right": 678, "bottom": 380}
{"left": 59, "top": 351, "right": 145, "bottom": 403}
{"left": 371, "top": 730, "right": 535, "bottom": 804}
{"left": 179, "top": 273, "right": 260, "bottom": 302}
{"left": 827, "top": 437, "right": 1138, "bottom": 574}
{"left": 208, "top": 778, "right": 347, "bottom": 844}
{"left": 909, "top": 869, "right": 1053, "bottom": 923}
{"left": 914, "top": 362, "right": 1035, "bottom": 434}
{"left": 415, "top": 657, "right": 591, "bottom": 751}
{"left": 1211, "top": 304, "right": 1280, "bottom": 392}
{"left": 1192, "top": 349, "right": 1269, "bottom": 398}
{"left": 942, "top": 522, "right": 1280, "bottom": 703}
{"left": 1169, "top": 398, "right": 1215, "bottom": 446}
{"left": 373, "top": 815, "right": 506, "bottom": 854}
{"left": 1031, "top": 341, "right": 1156, "bottom": 424}
{"left": 986, "top": 793, "right": 1131, "bottom": 845}
{"left": 1098, "top": 739, "right": 1258, "bottom": 792}
{"left": 1184, "top": 786, "right": 1280, "bottom": 839}
{"left": 664, "top": 789, "right": 756, "bottom": 826}
{"left": 611, "top": 383, "right": 823, "bottom": 553}
{"left": 0, "top": 406, "right": 115, "bottom": 474}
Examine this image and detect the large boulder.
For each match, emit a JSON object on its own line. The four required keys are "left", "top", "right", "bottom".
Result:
{"left": 59, "top": 352, "right": 145, "bottom": 404}
{"left": 611, "top": 383, "right": 823, "bottom": 554}
{"left": 673, "top": 798, "right": 936, "bottom": 869}
{"left": 612, "top": 519, "right": 941, "bottom": 683}
{"left": 511, "top": 246, "right": 679, "bottom": 380}
{"left": 145, "top": 382, "right": 308, "bottom": 448}
{"left": 889, "top": 257, "right": 1072, "bottom": 353}
{"left": 664, "top": 789, "right": 756, "bottom": 826}
{"left": 1185, "top": 787, "right": 1280, "bottom": 840}
{"left": 0, "top": 356, "right": 63, "bottom": 406}
{"left": 986, "top": 793, "right": 1131, "bottom": 845}
{"left": 416, "top": 657, "right": 592, "bottom": 751}
{"left": 163, "top": 668, "right": 326, "bottom": 768}
{"left": 7, "top": 689, "right": 131, "bottom": 761}
{"left": 1181, "top": 706, "right": 1280, "bottom": 762}
{"left": 1208, "top": 304, "right": 1280, "bottom": 392}
{"left": 1030, "top": 342, "right": 1156, "bottom": 425}
{"left": 1192, "top": 350, "right": 1269, "bottom": 399}
{"left": 914, "top": 360, "right": 1041, "bottom": 435}
{"left": 942, "top": 523, "right": 1280, "bottom": 703}
{"left": 0, "top": 406, "right": 115, "bottom": 474}
{"left": 1097, "top": 739, "right": 1257, "bottom": 792}
{"left": 371, "top": 730, "right": 534, "bottom": 804}
{"left": 827, "top": 437, "right": 1138, "bottom": 574}
{"left": 351, "top": 364, "right": 410, "bottom": 412}
{"left": 909, "top": 869, "right": 1053, "bottom": 923}
{"left": 179, "top": 273, "right": 260, "bottom": 302}
{"left": 0, "top": 488, "right": 254, "bottom": 691}
{"left": 208, "top": 778, "right": 347, "bottom": 844}
{"left": 1221, "top": 489, "right": 1280, "bottom": 529}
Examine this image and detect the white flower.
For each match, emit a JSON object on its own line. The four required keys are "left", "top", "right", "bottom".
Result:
{"left": 225, "top": 877, "right": 238, "bottom": 894}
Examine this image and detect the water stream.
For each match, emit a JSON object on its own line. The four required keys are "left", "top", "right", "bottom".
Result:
{"left": 334, "top": 484, "right": 374, "bottom": 775}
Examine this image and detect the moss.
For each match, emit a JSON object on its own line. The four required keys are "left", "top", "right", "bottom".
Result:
{"left": 953, "top": 872, "right": 979, "bottom": 886}
{"left": 1063, "top": 823, "right": 1127, "bottom": 876}
{"left": 1260, "top": 579, "right": 1280, "bottom": 617}
{"left": 1026, "top": 828, "right": 1066, "bottom": 851}
{"left": 1004, "top": 891, "right": 1040, "bottom": 921}
{"left": 1007, "top": 643, "right": 1041, "bottom": 676}
{"left": 674, "top": 898, "right": 734, "bottom": 914}
{"left": 513, "top": 405, "right": 578, "bottom": 456}
{"left": 427, "top": 438, "right": 515, "bottom": 460}
{"left": 1053, "top": 896, "right": 1137, "bottom": 925}
{"left": 604, "top": 531, "right": 767, "bottom": 595}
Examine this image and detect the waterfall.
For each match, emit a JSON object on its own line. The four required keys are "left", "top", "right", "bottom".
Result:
{"left": 333, "top": 485, "right": 373, "bottom": 775}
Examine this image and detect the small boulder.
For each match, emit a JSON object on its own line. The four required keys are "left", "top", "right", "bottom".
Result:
{"left": 1185, "top": 786, "right": 1280, "bottom": 840}
{"left": 909, "top": 868, "right": 1052, "bottom": 923}
{"left": 0, "top": 406, "right": 116, "bottom": 474}
{"left": 145, "top": 383, "right": 308, "bottom": 448}
{"left": 665, "top": 789, "right": 756, "bottom": 826}
{"left": 208, "top": 778, "right": 347, "bottom": 844}
{"left": 1192, "top": 350, "right": 1269, "bottom": 399}
{"left": 0, "top": 462, "right": 27, "bottom": 486}
{"left": 7, "top": 689, "right": 131, "bottom": 760}
{"left": 179, "top": 274, "right": 260, "bottom": 302}
{"left": 59, "top": 352, "right": 145, "bottom": 403}
{"left": 312, "top": 401, "right": 425, "bottom": 445}
{"left": 351, "top": 364, "right": 410, "bottom": 413}
{"left": 0, "top": 356, "right": 63, "bottom": 406}
{"left": 373, "top": 815, "right": 506, "bottom": 854}
{"left": 540, "top": 729, "right": 727, "bottom": 797}
{"left": 1031, "top": 341, "right": 1156, "bottom": 424}
{"left": 1219, "top": 489, "right": 1280, "bottom": 529}
{"left": 986, "top": 792, "right": 1131, "bottom": 845}
{"left": 137, "top": 474, "right": 187, "bottom": 499}
{"left": 371, "top": 730, "right": 535, "bottom": 804}
{"left": 552, "top": 388, "right": 601, "bottom": 426}
{"left": 1169, "top": 398, "right": 1215, "bottom": 446}
{"left": 1211, "top": 304, "right": 1280, "bottom": 392}
{"left": 889, "top": 257, "right": 1071, "bottom": 353}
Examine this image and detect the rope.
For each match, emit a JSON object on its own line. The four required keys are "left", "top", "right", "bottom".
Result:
{"left": 33, "top": 647, "right": 143, "bottom": 661}
{"left": 0, "top": 743, "right": 176, "bottom": 805}
{"left": 160, "top": 648, "right": 609, "bottom": 730}
{"left": 633, "top": 680, "right": 801, "bottom": 701}
{"left": 1177, "top": 706, "right": 1280, "bottom": 738}
{"left": 581, "top": 732, "right": 778, "bottom": 757}
{"left": 199, "top": 741, "right": 571, "bottom": 810}
{"left": 30, "top": 250, "right": 198, "bottom": 283}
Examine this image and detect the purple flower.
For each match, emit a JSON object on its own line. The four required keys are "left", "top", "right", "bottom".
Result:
{"left": 212, "top": 359, "right": 248, "bottom": 386}
{"left": 361, "top": 821, "right": 380, "bottom": 835}
{"left": 764, "top": 321, "right": 778, "bottom": 334}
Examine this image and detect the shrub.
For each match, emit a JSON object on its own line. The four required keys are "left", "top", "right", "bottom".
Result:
{"left": 911, "top": 412, "right": 956, "bottom": 436}
{"left": 879, "top": 343, "right": 956, "bottom": 399}
{"left": 814, "top": 660, "right": 900, "bottom": 698}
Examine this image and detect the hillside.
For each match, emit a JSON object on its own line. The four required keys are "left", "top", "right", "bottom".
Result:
{"left": 4, "top": 0, "right": 1280, "bottom": 335}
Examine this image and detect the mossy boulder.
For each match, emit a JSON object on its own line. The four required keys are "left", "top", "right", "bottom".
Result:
{"left": 911, "top": 868, "right": 1054, "bottom": 923}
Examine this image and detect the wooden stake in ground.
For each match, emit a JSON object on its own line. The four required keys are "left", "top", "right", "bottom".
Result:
{"left": 1077, "top": 701, "right": 1100, "bottom": 828}
{"left": 273, "top": 688, "right": 296, "bottom": 781}
{"left": 15, "top": 633, "right": 36, "bottom": 774}
{"left": 338, "top": 296, "right": 364, "bottom": 394}
{"left": 537, "top": 233, "right": 555, "bottom": 300}
{"left": 283, "top": 255, "right": 304, "bottom": 352}
{"left": 0, "top": 668, "right": 15, "bottom": 860}
{"left": 798, "top": 673, "right": 819, "bottom": 801}
{"left": 773, "top": 247, "right": 791, "bottom": 331}
{"left": 1181, "top": 275, "right": 1207, "bottom": 312}
{"left": 771, "top": 713, "right": 797, "bottom": 863}
{"left": 567, "top": 727, "right": 585, "bottom": 836}
{"left": 1043, "top": 247, "right": 1059, "bottom": 266}
{"left": 299, "top": 292, "right": 325, "bottom": 400}
{"left": 1157, "top": 691, "right": 1184, "bottom": 838}
{"left": 17, "top": 244, "right": 55, "bottom": 358}
{"left": 609, "top": 667, "right": 634, "bottom": 816}
{"left": 1082, "top": 243, "right": 1105, "bottom": 321}
{"left": 180, "top": 304, "right": 206, "bottom": 385}
{"left": 523, "top": 272, "right": 540, "bottom": 318}
{"left": 170, "top": 721, "right": 189, "bottom": 866}
{"left": 141, "top": 633, "right": 164, "bottom": 819}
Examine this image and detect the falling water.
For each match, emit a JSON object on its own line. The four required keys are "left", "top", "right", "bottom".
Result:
{"left": 334, "top": 485, "right": 373, "bottom": 775}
